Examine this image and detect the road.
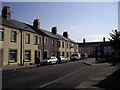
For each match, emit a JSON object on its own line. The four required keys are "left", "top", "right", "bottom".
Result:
{"left": 2, "top": 58, "right": 118, "bottom": 89}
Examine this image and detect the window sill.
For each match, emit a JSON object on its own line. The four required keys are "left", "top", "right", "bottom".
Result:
{"left": 11, "top": 41, "right": 16, "bottom": 43}
{"left": 26, "top": 43, "right": 30, "bottom": 44}
{"left": 9, "top": 61, "right": 16, "bottom": 63}
{"left": 24, "top": 60, "right": 30, "bottom": 62}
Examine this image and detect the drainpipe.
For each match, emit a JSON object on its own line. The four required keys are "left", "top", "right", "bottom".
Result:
{"left": 20, "top": 27, "right": 27, "bottom": 66}
{"left": 20, "top": 30, "right": 23, "bottom": 66}
{"left": 43, "top": 36, "right": 44, "bottom": 60}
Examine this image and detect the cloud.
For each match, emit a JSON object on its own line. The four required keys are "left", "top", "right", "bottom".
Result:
{"left": 85, "top": 34, "right": 111, "bottom": 42}
{"left": 67, "top": 26, "right": 112, "bottom": 42}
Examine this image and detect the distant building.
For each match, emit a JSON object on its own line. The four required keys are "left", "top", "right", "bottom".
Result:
{"left": 78, "top": 38, "right": 114, "bottom": 57}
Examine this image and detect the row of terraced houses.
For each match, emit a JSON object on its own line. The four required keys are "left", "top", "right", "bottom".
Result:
{"left": 0, "top": 6, "right": 79, "bottom": 68}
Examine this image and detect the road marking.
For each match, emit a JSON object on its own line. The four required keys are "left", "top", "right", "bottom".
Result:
{"left": 39, "top": 67, "right": 88, "bottom": 88}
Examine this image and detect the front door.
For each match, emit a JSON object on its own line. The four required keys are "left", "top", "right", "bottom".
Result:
{"left": 34, "top": 51, "right": 37, "bottom": 64}
{"left": 43, "top": 51, "right": 47, "bottom": 60}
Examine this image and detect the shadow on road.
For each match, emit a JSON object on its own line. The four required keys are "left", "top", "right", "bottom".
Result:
{"left": 95, "top": 69, "right": 120, "bottom": 90}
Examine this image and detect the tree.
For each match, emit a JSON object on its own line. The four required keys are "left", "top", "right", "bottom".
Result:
{"left": 109, "top": 29, "right": 120, "bottom": 62}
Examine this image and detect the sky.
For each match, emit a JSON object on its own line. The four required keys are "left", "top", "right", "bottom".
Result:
{"left": 1, "top": 2, "right": 118, "bottom": 42}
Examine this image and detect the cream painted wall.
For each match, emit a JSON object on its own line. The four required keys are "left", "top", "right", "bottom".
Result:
{"left": 1, "top": 26, "right": 39, "bottom": 66}
{"left": 2, "top": 26, "right": 21, "bottom": 65}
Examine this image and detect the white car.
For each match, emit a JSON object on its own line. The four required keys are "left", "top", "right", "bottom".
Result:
{"left": 60, "top": 56, "right": 68, "bottom": 63}
{"left": 47, "top": 56, "right": 58, "bottom": 64}
{"left": 71, "top": 53, "right": 80, "bottom": 61}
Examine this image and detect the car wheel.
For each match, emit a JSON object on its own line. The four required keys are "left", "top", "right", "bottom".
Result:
{"left": 49, "top": 61, "right": 52, "bottom": 65}
{"left": 56, "top": 61, "right": 58, "bottom": 64}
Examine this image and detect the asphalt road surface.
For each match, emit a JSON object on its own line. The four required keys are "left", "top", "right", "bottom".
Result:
{"left": 2, "top": 58, "right": 118, "bottom": 89}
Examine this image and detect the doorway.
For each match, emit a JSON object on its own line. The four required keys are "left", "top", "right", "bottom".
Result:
{"left": 43, "top": 51, "right": 47, "bottom": 60}
{"left": 34, "top": 51, "right": 37, "bottom": 64}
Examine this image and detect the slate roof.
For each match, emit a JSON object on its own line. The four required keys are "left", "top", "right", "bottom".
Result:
{"left": 40, "top": 29, "right": 63, "bottom": 40}
{"left": 58, "top": 34, "right": 76, "bottom": 43}
{"left": 1, "top": 16, "right": 77, "bottom": 43}
{"left": 0, "top": 16, "right": 37, "bottom": 33}
{"left": 40, "top": 29, "right": 76, "bottom": 43}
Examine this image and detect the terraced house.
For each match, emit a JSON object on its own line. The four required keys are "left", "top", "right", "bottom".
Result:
{"left": 0, "top": 6, "right": 41, "bottom": 67}
{"left": 0, "top": 6, "right": 78, "bottom": 68}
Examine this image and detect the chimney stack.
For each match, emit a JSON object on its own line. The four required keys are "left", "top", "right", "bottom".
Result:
{"left": 63, "top": 31, "right": 68, "bottom": 38}
{"left": 83, "top": 38, "right": 85, "bottom": 43}
{"left": 51, "top": 27, "right": 57, "bottom": 34}
{"left": 33, "top": 19, "right": 40, "bottom": 29}
{"left": 2, "top": 6, "right": 11, "bottom": 20}
{"left": 103, "top": 37, "right": 105, "bottom": 42}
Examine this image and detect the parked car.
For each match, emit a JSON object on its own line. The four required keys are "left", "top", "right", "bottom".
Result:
{"left": 60, "top": 56, "right": 68, "bottom": 63}
{"left": 71, "top": 53, "right": 81, "bottom": 61}
{"left": 40, "top": 56, "right": 58, "bottom": 65}
{"left": 81, "top": 53, "right": 88, "bottom": 59}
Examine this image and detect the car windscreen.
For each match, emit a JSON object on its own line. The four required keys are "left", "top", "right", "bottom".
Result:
{"left": 72, "top": 54, "right": 78, "bottom": 57}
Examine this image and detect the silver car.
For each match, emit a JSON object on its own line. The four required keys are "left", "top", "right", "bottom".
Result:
{"left": 40, "top": 56, "right": 58, "bottom": 65}
{"left": 47, "top": 56, "right": 58, "bottom": 64}
{"left": 60, "top": 56, "right": 68, "bottom": 63}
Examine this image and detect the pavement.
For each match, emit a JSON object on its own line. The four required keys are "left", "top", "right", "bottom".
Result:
{"left": 77, "top": 58, "right": 120, "bottom": 89}
{"left": 2, "top": 64, "right": 37, "bottom": 71}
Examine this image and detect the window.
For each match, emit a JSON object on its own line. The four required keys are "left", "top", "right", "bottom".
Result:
{"left": 26, "top": 34, "right": 30, "bottom": 44}
{"left": 57, "top": 41, "right": 60, "bottom": 47}
{"left": 52, "top": 40, "right": 55, "bottom": 46}
{"left": 62, "top": 42, "right": 64, "bottom": 48}
{"left": 11, "top": 31, "right": 16, "bottom": 42}
{"left": 67, "top": 43, "right": 69, "bottom": 49}
{"left": 52, "top": 52, "right": 55, "bottom": 56}
{"left": 44, "top": 37, "right": 48, "bottom": 45}
{"left": 25, "top": 50, "right": 31, "bottom": 61}
{"left": 34, "top": 36, "right": 38, "bottom": 45}
{"left": 0, "top": 29, "right": 4, "bottom": 41}
{"left": 9, "top": 50, "right": 17, "bottom": 62}
{"left": 38, "top": 36, "right": 42, "bottom": 45}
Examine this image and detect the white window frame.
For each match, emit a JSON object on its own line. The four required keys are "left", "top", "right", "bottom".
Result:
{"left": 25, "top": 34, "right": 30, "bottom": 44}
{"left": 38, "top": 36, "right": 42, "bottom": 45}
{"left": 44, "top": 37, "right": 48, "bottom": 45}
{"left": 25, "top": 50, "right": 31, "bottom": 61}
{"left": 11, "top": 31, "right": 17, "bottom": 42}
{"left": 34, "top": 35, "right": 38, "bottom": 45}
{"left": 9, "top": 50, "right": 17, "bottom": 62}
{"left": 0, "top": 29, "right": 4, "bottom": 41}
